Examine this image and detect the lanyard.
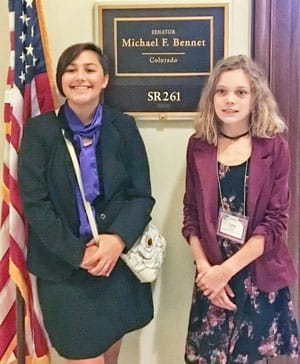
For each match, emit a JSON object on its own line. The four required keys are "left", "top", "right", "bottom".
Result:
{"left": 217, "top": 160, "right": 248, "bottom": 218}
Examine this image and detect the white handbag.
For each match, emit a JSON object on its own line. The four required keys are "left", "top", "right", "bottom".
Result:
{"left": 62, "top": 130, "right": 167, "bottom": 283}
{"left": 120, "top": 222, "right": 166, "bottom": 283}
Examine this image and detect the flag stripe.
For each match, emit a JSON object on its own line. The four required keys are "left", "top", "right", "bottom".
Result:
{"left": 0, "top": 279, "right": 16, "bottom": 329}
{"left": 0, "top": 251, "right": 10, "bottom": 290}
{"left": 0, "top": 303, "right": 16, "bottom": 358}
{"left": 9, "top": 261, "right": 49, "bottom": 358}
{"left": 0, "top": 335, "right": 17, "bottom": 364}
{"left": 0, "top": 1, "right": 57, "bottom": 362}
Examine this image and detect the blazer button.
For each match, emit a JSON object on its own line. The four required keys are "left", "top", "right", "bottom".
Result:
{"left": 99, "top": 213, "right": 106, "bottom": 220}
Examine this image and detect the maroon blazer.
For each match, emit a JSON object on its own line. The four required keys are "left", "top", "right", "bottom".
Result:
{"left": 182, "top": 133, "right": 297, "bottom": 292}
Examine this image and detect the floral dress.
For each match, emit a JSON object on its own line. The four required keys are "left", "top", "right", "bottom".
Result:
{"left": 185, "top": 161, "right": 299, "bottom": 364}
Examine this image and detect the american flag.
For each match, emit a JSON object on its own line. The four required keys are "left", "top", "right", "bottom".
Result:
{"left": 0, "top": 0, "right": 58, "bottom": 363}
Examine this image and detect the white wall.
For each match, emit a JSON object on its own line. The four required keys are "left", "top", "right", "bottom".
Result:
{"left": 0, "top": 1, "right": 251, "bottom": 363}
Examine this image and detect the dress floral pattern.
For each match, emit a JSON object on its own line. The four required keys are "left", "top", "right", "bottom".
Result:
{"left": 185, "top": 161, "right": 299, "bottom": 364}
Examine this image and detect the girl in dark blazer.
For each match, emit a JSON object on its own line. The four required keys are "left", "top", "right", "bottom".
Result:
{"left": 182, "top": 55, "right": 299, "bottom": 363}
{"left": 18, "top": 43, "right": 155, "bottom": 364}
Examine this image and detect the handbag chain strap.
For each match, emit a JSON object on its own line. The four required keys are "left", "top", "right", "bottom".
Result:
{"left": 61, "top": 129, "right": 100, "bottom": 245}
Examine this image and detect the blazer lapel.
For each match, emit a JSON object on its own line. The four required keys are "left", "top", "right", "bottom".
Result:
{"left": 98, "top": 113, "right": 120, "bottom": 198}
{"left": 57, "top": 108, "right": 78, "bottom": 190}
{"left": 247, "top": 137, "right": 272, "bottom": 224}
{"left": 194, "top": 141, "right": 219, "bottom": 230}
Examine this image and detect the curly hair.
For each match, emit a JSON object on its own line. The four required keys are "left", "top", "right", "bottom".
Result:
{"left": 195, "top": 55, "right": 286, "bottom": 145}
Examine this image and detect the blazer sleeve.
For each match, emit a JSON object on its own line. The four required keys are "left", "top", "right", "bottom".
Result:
{"left": 18, "top": 116, "right": 86, "bottom": 268}
{"left": 182, "top": 136, "right": 201, "bottom": 242}
{"left": 105, "top": 113, "right": 155, "bottom": 250}
{"left": 251, "top": 135, "right": 290, "bottom": 254}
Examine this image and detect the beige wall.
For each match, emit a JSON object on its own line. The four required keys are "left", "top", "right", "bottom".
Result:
{"left": 0, "top": 0, "right": 251, "bottom": 363}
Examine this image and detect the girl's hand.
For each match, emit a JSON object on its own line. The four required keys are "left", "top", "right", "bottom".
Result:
{"left": 80, "top": 234, "right": 125, "bottom": 277}
{"left": 196, "top": 264, "right": 232, "bottom": 299}
{"left": 211, "top": 285, "right": 237, "bottom": 311}
{"left": 80, "top": 243, "right": 98, "bottom": 269}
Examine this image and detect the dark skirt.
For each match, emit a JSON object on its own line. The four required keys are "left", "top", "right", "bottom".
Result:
{"left": 37, "top": 260, "right": 153, "bottom": 359}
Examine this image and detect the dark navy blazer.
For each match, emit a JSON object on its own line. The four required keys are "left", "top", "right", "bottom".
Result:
{"left": 18, "top": 104, "right": 155, "bottom": 282}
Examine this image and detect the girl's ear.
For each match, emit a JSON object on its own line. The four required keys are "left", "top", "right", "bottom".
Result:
{"left": 102, "top": 74, "right": 109, "bottom": 90}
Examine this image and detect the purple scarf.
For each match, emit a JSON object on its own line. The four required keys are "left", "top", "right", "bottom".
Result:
{"left": 64, "top": 103, "right": 102, "bottom": 236}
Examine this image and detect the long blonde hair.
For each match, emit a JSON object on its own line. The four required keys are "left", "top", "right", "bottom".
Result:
{"left": 195, "top": 55, "right": 286, "bottom": 145}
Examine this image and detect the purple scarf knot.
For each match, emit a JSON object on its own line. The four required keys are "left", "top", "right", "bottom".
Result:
{"left": 64, "top": 103, "right": 103, "bottom": 236}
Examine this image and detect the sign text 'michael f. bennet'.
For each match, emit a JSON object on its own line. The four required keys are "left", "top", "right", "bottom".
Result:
{"left": 115, "top": 19, "right": 212, "bottom": 75}
{"left": 121, "top": 37, "right": 207, "bottom": 48}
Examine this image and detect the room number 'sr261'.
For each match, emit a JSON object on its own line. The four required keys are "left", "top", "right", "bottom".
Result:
{"left": 147, "top": 91, "right": 181, "bottom": 102}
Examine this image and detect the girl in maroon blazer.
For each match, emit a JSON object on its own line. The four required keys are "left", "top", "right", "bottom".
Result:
{"left": 182, "top": 55, "right": 299, "bottom": 363}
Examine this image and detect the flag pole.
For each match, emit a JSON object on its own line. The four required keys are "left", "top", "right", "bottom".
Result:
{"left": 16, "top": 288, "right": 25, "bottom": 364}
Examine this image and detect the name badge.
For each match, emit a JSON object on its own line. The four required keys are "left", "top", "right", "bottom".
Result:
{"left": 217, "top": 209, "right": 249, "bottom": 244}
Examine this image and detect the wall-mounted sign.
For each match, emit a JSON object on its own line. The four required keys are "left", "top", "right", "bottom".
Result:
{"left": 95, "top": 4, "right": 228, "bottom": 119}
